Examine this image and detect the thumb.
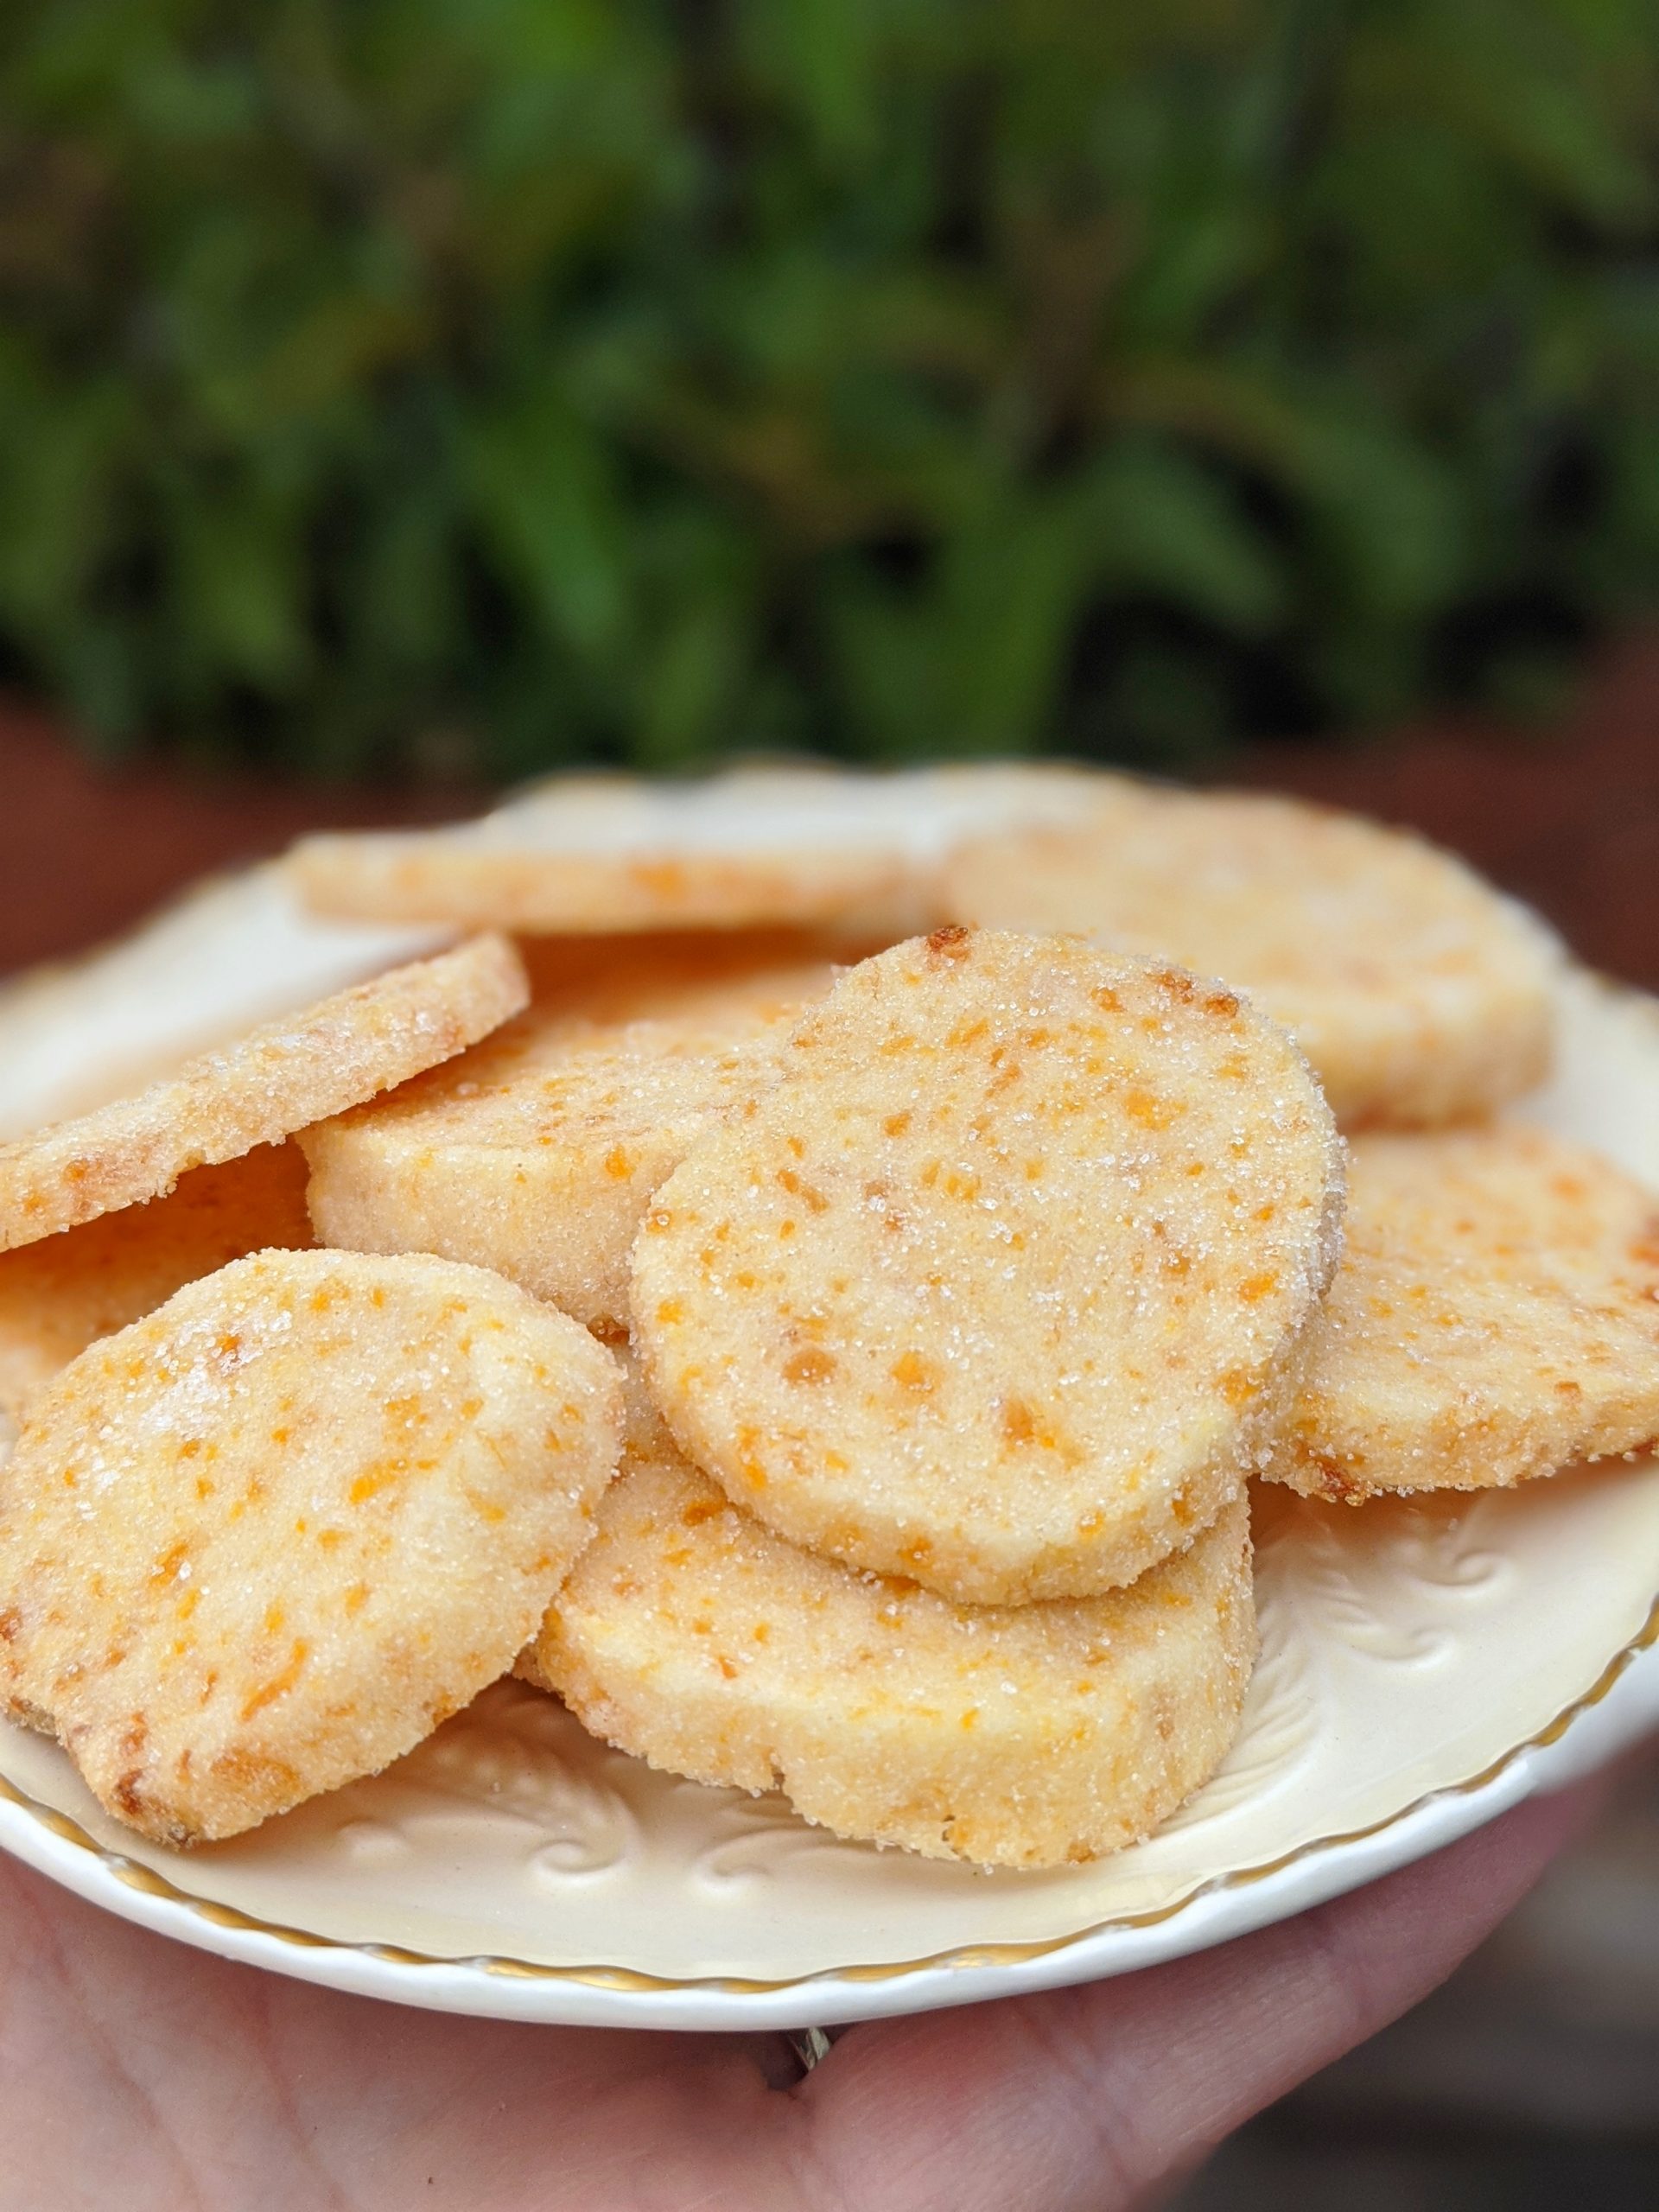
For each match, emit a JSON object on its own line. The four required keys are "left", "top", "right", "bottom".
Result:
{"left": 791, "top": 1782, "right": 1602, "bottom": 2212}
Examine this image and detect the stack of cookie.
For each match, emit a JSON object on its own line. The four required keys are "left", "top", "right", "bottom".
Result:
{"left": 516, "top": 927, "right": 1337, "bottom": 1867}
{"left": 1, "top": 765, "right": 1656, "bottom": 1868}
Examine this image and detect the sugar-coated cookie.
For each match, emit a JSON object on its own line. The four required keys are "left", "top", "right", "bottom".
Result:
{"left": 0, "top": 935, "right": 527, "bottom": 1250}
{"left": 944, "top": 785, "right": 1560, "bottom": 1127}
{"left": 633, "top": 928, "right": 1341, "bottom": 1602}
{"left": 525, "top": 1376, "right": 1255, "bottom": 1867}
{"left": 302, "top": 956, "right": 840, "bottom": 1330}
{"left": 0, "top": 1143, "right": 313, "bottom": 1421}
{"left": 289, "top": 763, "right": 1103, "bottom": 936}
{"left": 1266, "top": 1127, "right": 1659, "bottom": 1497}
{"left": 0, "top": 1249, "right": 623, "bottom": 1843}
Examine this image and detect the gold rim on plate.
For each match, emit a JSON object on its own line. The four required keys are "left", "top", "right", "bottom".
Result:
{"left": 1, "top": 1592, "right": 1652, "bottom": 1998}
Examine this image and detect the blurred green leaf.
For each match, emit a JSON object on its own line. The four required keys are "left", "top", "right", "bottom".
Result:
{"left": 465, "top": 385, "right": 632, "bottom": 664}
{"left": 164, "top": 483, "right": 309, "bottom": 691}
{"left": 0, "top": 0, "right": 1654, "bottom": 771}
{"left": 1083, "top": 439, "right": 1285, "bottom": 630}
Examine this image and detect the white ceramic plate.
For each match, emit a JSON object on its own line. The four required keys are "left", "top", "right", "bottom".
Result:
{"left": 0, "top": 874, "right": 1656, "bottom": 2030}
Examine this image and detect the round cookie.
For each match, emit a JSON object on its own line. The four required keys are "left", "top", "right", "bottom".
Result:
{"left": 0, "top": 861, "right": 450, "bottom": 1141}
{"left": 944, "top": 785, "right": 1561, "bottom": 1128}
{"left": 524, "top": 1380, "right": 1255, "bottom": 1868}
{"left": 301, "top": 957, "right": 841, "bottom": 1331}
{"left": 0, "top": 934, "right": 527, "bottom": 1251}
{"left": 1265, "top": 1127, "right": 1659, "bottom": 1500}
{"left": 0, "top": 1143, "right": 313, "bottom": 1422}
{"left": 287, "top": 763, "right": 1103, "bottom": 936}
{"left": 0, "top": 1249, "right": 623, "bottom": 1845}
{"left": 632, "top": 928, "right": 1343, "bottom": 1604}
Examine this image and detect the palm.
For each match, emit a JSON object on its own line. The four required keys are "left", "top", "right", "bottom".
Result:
{"left": 0, "top": 1789, "right": 1586, "bottom": 2211}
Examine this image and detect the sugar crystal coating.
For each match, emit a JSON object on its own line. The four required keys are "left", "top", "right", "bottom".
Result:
{"left": 1266, "top": 1126, "right": 1659, "bottom": 1498}
{"left": 0, "top": 1143, "right": 314, "bottom": 1421}
{"left": 525, "top": 1370, "right": 1255, "bottom": 1867}
{"left": 944, "top": 785, "right": 1560, "bottom": 1128}
{"left": 0, "top": 933, "right": 528, "bottom": 1251}
{"left": 0, "top": 1248, "right": 623, "bottom": 1844}
{"left": 632, "top": 929, "right": 1343, "bottom": 1603}
{"left": 302, "top": 942, "right": 844, "bottom": 1330}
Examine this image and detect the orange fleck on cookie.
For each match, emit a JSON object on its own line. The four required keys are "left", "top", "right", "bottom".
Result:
{"left": 632, "top": 929, "right": 1342, "bottom": 1603}
{"left": 1265, "top": 1126, "right": 1659, "bottom": 1499}
{"left": 286, "top": 763, "right": 1103, "bottom": 937}
{"left": 0, "top": 1249, "right": 622, "bottom": 1844}
{"left": 944, "top": 785, "right": 1560, "bottom": 1128}
{"left": 0, "top": 935, "right": 528, "bottom": 1251}
{"left": 524, "top": 1374, "right": 1255, "bottom": 1868}
{"left": 0, "top": 1143, "right": 313, "bottom": 1421}
{"left": 301, "top": 951, "right": 844, "bottom": 1331}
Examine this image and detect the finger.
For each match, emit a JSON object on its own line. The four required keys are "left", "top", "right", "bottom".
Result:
{"left": 0, "top": 1782, "right": 1599, "bottom": 2212}
{"left": 791, "top": 1783, "right": 1602, "bottom": 2212}
{"left": 0, "top": 1855, "right": 799, "bottom": 2210}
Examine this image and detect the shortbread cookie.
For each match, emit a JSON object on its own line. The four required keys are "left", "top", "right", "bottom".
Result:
{"left": 0, "top": 1249, "right": 623, "bottom": 1844}
{"left": 287, "top": 763, "right": 1103, "bottom": 936}
{"left": 0, "top": 934, "right": 526, "bottom": 1251}
{"left": 524, "top": 1381, "right": 1255, "bottom": 1867}
{"left": 632, "top": 928, "right": 1343, "bottom": 1603}
{"left": 302, "top": 959, "right": 839, "bottom": 1330}
{"left": 944, "top": 785, "right": 1560, "bottom": 1127}
{"left": 0, "top": 1144, "right": 313, "bottom": 1421}
{"left": 1267, "top": 1127, "right": 1659, "bottom": 1499}
{"left": 0, "top": 863, "right": 449, "bottom": 1140}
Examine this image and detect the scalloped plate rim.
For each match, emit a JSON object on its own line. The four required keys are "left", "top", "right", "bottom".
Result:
{"left": 0, "top": 1604, "right": 1652, "bottom": 2028}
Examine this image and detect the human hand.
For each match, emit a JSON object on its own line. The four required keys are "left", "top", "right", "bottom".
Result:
{"left": 0, "top": 1784, "right": 1592, "bottom": 2211}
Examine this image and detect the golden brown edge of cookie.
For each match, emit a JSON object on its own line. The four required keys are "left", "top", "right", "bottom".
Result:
{"left": 522, "top": 1484, "right": 1255, "bottom": 1870}
{"left": 0, "top": 933, "right": 527, "bottom": 1252}
{"left": 287, "top": 838, "right": 920, "bottom": 933}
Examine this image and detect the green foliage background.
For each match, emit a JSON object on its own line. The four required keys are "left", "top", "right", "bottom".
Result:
{"left": 2, "top": 1, "right": 1657, "bottom": 777}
